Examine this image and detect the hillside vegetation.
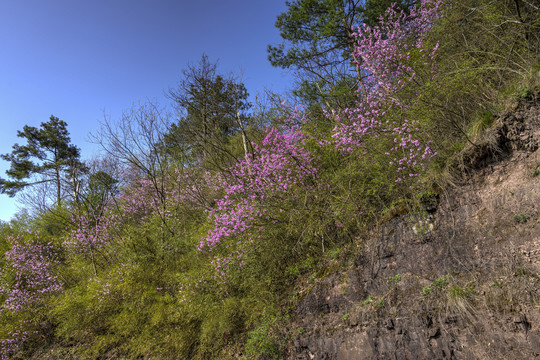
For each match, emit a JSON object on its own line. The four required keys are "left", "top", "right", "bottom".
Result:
{"left": 0, "top": 1, "right": 538, "bottom": 359}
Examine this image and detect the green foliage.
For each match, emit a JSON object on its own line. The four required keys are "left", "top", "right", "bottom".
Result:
{"left": 33, "top": 206, "right": 73, "bottom": 236}
{"left": 511, "top": 87, "right": 533, "bottom": 101}
{"left": 328, "top": 247, "right": 341, "bottom": 260}
{"left": 513, "top": 214, "right": 530, "bottom": 224}
{"left": 303, "top": 127, "right": 420, "bottom": 248}
{"left": 448, "top": 284, "right": 476, "bottom": 300}
{"left": 468, "top": 108, "right": 496, "bottom": 141}
{"left": 269, "top": 0, "right": 416, "bottom": 71}
{"left": 166, "top": 54, "right": 251, "bottom": 168}
{"left": 388, "top": 274, "right": 401, "bottom": 284}
{"left": 422, "top": 0, "right": 539, "bottom": 150}
{"left": 244, "top": 313, "right": 280, "bottom": 360}
{"left": 363, "top": 295, "right": 375, "bottom": 305}
{"left": 432, "top": 275, "right": 449, "bottom": 289}
{"left": 421, "top": 275, "right": 450, "bottom": 297}
{"left": 80, "top": 170, "right": 119, "bottom": 217}
{"left": 268, "top": 0, "right": 358, "bottom": 69}
{"left": 43, "top": 212, "right": 213, "bottom": 358}
{"left": 514, "top": 266, "right": 532, "bottom": 278}
{"left": 268, "top": 0, "right": 415, "bottom": 108}
{"left": 0, "top": 308, "right": 51, "bottom": 360}
{"left": 198, "top": 297, "right": 245, "bottom": 355}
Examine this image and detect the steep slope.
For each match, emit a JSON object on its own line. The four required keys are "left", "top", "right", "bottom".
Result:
{"left": 287, "top": 92, "right": 540, "bottom": 359}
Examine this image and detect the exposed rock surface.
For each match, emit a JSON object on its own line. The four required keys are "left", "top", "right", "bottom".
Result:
{"left": 287, "top": 93, "right": 540, "bottom": 359}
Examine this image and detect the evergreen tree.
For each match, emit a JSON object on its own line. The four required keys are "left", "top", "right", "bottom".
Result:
{"left": 0, "top": 115, "right": 85, "bottom": 207}
{"left": 167, "top": 55, "right": 251, "bottom": 167}
{"left": 267, "top": 0, "right": 415, "bottom": 109}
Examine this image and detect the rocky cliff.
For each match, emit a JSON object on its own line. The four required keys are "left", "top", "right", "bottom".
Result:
{"left": 287, "top": 92, "right": 540, "bottom": 359}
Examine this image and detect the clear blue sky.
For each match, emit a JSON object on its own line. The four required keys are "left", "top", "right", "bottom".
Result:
{"left": 0, "top": 0, "right": 294, "bottom": 221}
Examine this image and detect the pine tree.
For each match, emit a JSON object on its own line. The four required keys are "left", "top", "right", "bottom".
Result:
{"left": 0, "top": 115, "right": 85, "bottom": 207}
{"left": 267, "top": 0, "right": 415, "bottom": 108}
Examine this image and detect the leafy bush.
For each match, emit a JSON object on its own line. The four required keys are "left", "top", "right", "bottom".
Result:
{"left": 244, "top": 314, "right": 280, "bottom": 360}
{"left": 421, "top": 286, "right": 432, "bottom": 297}
{"left": 448, "top": 284, "right": 476, "bottom": 299}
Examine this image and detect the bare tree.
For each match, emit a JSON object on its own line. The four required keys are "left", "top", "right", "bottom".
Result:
{"left": 90, "top": 100, "right": 173, "bottom": 227}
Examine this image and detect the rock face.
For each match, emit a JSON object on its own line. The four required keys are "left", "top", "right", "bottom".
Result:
{"left": 287, "top": 93, "right": 540, "bottom": 359}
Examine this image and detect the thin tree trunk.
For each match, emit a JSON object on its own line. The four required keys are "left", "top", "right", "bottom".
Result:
{"left": 236, "top": 112, "right": 250, "bottom": 160}
{"left": 56, "top": 167, "right": 61, "bottom": 207}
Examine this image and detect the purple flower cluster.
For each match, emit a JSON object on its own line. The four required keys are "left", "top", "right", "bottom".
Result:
{"left": 331, "top": 0, "right": 441, "bottom": 181}
{"left": 65, "top": 213, "right": 119, "bottom": 255}
{"left": 1, "top": 233, "right": 62, "bottom": 312}
{"left": 115, "top": 178, "right": 160, "bottom": 220}
{"left": 352, "top": 0, "right": 441, "bottom": 98}
{"left": 0, "top": 320, "right": 37, "bottom": 360}
{"left": 115, "top": 169, "right": 219, "bottom": 229}
{"left": 200, "top": 127, "right": 317, "bottom": 252}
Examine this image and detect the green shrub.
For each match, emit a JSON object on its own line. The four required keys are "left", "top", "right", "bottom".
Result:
{"left": 421, "top": 286, "right": 432, "bottom": 297}
{"left": 244, "top": 314, "right": 280, "bottom": 360}
{"left": 448, "top": 284, "right": 476, "bottom": 299}
{"left": 513, "top": 214, "right": 530, "bottom": 223}
{"left": 512, "top": 87, "right": 533, "bottom": 101}
{"left": 432, "top": 275, "right": 449, "bottom": 289}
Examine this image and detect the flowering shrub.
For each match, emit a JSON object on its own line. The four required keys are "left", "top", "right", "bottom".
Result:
{"left": 353, "top": 0, "right": 441, "bottom": 98}
{"left": 0, "top": 233, "right": 62, "bottom": 311}
{"left": 114, "top": 168, "right": 218, "bottom": 227}
{"left": 331, "top": 0, "right": 442, "bottom": 181}
{"left": 66, "top": 213, "right": 119, "bottom": 255}
{"left": 0, "top": 320, "right": 35, "bottom": 360}
{"left": 199, "top": 127, "right": 317, "bottom": 253}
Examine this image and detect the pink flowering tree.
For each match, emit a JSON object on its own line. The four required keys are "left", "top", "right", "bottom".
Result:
{"left": 63, "top": 162, "right": 221, "bottom": 276}
{"left": 331, "top": 0, "right": 442, "bottom": 183}
{"left": 65, "top": 179, "right": 166, "bottom": 275}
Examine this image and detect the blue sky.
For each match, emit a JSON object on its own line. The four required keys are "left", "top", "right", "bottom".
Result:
{"left": 0, "top": 0, "right": 294, "bottom": 221}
